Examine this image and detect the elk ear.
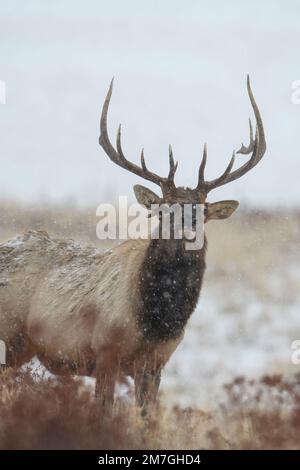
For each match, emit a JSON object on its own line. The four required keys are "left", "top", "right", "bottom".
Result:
{"left": 206, "top": 200, "right": 239, "bottom": 221}
{"left": 134, "top": 185, "right": 161, "bottom": 209}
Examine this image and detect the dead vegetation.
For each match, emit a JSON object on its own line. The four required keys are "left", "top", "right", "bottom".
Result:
{"left": 0, "top": 366, "right": 209, "bottom": 450}
{"left": 1, "top": 367, "right": 300, "bottom": 449}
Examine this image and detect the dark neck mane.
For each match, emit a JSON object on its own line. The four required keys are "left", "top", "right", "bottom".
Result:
{"left": 138, "top": 236, "right": 207, "bottom": 342}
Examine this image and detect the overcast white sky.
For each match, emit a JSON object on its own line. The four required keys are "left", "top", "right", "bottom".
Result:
{"left": 0, "top": 0, "right": 299, "bottom": 207}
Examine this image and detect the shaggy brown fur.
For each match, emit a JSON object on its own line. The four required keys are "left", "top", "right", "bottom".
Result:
{"left": 0, "top": 228, "right": 207, "bottom": 413}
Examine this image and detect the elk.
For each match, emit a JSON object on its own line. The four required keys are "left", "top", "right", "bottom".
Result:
{"left": 0, "top": 77, "right": 266, "bottom": 414}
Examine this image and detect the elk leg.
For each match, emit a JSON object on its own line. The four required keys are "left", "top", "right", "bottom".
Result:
{"left": 135, "top": 367, "right": 161, "bottom": 417}
{"left": 95, "top": 371, "right": 115, "bottom": 409}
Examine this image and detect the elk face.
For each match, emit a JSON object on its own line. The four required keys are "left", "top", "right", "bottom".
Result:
{"left": 132, "top": 184, "right": 239, "bottom": 226}
{"left": 99, "top": 76, "right": 266, "bottom": 231}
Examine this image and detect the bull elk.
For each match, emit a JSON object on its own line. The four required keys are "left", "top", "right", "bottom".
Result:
{"left": 0, "top": 77, "right": 266, "bottom": 414}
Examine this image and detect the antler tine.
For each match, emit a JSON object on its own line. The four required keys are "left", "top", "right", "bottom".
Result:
{"left": 99, "top": 78, "right": 120, "bottom": 162}
{"left": 197, "top": 143, "right": 208, "bottom": 187}
{"left": 99, "top": 79, "right": 168, "bottom": 188}
{"left": 209, "top": 151, "right": 236, "bottom": 187}
{"left": 196, "top": 76, "right": 266, "bottom": 193}
{"left": 116, "top": 124, "right": 126, "bottom": 160}
{"left": 140, "top": 148, "right": 147, "bottom": 171}
{"left": 169, "top": 144, "right": 175, "bottom": 170}
{"left": 237, "top": 118, "right": 255, "bottom": 155}
{"left": 167, "top": 144, "right": 178, "bottom": 183}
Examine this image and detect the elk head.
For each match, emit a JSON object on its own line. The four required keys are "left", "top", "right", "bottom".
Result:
{"left": 99, "top": 76, "right": 266, "bottom": 224}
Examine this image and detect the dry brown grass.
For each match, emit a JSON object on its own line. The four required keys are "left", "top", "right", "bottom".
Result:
{"left": 1, "top": 367, "right": 300, "bottom": 449}
{"left": 220, "top": 373, "right": 300, "bottom": 449}
{"left": 0, "top": 366, "right": 211, "bottom": 450}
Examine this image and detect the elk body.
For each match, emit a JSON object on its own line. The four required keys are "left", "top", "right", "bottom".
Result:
{"left": 0, "top": 77, "right": 266, "bottom": 413}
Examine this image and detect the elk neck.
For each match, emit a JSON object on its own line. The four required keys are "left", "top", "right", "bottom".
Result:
{"left": 137, "top": 235, "right": 207, "bottom": 343}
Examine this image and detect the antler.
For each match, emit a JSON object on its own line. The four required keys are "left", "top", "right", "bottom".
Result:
{"left": 99, "top": 79, "right": 178, "bottom": 194}
{"left": 196, "top": 75, "right": 266, "bottom": 194}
